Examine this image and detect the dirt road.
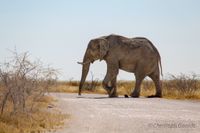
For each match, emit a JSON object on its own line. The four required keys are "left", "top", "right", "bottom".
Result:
{"left": 50, "top": 93, "right": 200, "bottom": 133}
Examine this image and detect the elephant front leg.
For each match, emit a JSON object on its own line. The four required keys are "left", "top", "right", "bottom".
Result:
{"left": 109, "top": 77, "right": 118, "bottom": 97}
{"left": 103, "top": 61, "right": 119, "bottom": 97}
{"left": 103, "top": 76, "right": 118, "bottom": 98}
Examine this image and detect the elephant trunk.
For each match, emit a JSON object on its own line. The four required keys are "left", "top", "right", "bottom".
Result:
{"left": 79, "top": 51, "right": 91, "bottom": 95}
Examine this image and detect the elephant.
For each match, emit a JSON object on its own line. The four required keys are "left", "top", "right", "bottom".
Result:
{"left": 78, "top": 34, "right": 162, "bottom": 98}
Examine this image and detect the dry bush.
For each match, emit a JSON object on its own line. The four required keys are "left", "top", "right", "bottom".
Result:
{"left": 163, "top": 73, "right": 200, "bottom": 99}
{"left": 0, "top": 51, "right": 67, "bottom": 133}
{"left": 0, "top": 51, "right": 57, "bottom": 114}
{"left": 164, "top": 73, "right": 199, "bottom": 93}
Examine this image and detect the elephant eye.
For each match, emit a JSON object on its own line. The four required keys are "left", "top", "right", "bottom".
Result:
{"left": 90, "top": 46, "right": 95, "bottom": 50}
{"left": 91, "top": 44, "right": 98, "bottom": 50}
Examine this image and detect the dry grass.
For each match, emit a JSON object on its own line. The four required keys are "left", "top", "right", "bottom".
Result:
{"left": 0, "top": 95, "right": 67, "bottom": 133}
{"left": 162, "top": 74, "right": 200, "bottom": 99}
{"left": 50, "top": 74, "right": 200, "bottom": 99}
{"left": 0, "top": 51, "right": 67, "bottom": 133}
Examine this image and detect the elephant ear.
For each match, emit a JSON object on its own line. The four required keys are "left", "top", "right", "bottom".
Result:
{"left": 99, "top": 38, "right": 109, "bottom": 61}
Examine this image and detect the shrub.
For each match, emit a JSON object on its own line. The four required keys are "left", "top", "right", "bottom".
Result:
{"left": 0, "top": 51, "right": 58, "bottom": 114}
{"left": 163, "top": 73, "right": 200, "bottom": 98}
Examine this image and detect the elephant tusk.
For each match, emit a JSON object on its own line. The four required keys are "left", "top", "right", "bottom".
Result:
{"left": 77, "top": 61, "right": 90, "bottom": 65}
{"left": 77, "top": 62, "right": 84, "bottom": 65}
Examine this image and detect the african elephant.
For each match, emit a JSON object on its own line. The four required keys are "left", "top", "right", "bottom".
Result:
{"left": 78, "top": 34, "right": 162, "bottom": 98}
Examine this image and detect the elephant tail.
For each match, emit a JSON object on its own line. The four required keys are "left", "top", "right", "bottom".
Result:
{"left": 158, "top": 57, "right": 163, "bottom": 76}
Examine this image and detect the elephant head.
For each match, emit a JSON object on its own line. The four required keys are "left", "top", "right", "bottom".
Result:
{"left": 78, "top": 38, "right": 109, "bottom": 95}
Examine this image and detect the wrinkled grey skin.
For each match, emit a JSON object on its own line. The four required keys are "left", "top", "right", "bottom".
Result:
{"left": 78, "top": 34, "right": 162, "bottom": 98}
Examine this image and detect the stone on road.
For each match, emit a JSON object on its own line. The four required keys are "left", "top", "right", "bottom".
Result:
{"left": 50, "top": 93, "right": 200, "bottom": 133}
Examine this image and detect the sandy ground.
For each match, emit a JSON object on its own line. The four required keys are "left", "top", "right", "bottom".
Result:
{"left": 50, "top": 93, "right": 200, "bottom": 133}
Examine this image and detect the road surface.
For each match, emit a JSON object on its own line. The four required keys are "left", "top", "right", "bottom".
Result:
{"left": 50, "top": 93, "right": 200, "bottom": 133}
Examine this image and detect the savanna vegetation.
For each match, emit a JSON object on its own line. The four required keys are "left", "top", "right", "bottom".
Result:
{"left": 0, "top": 51, "right": 66, "bottom": 133}
{"left": 50, "top": 73, "right": 200, "bottom": 99}
{"left": 0, "top": 51, "right": 199, "bottom": 133}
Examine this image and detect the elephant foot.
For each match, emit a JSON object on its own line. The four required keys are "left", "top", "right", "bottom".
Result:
{"left": 130, "top": 94, "right": 139, "bottom": 98}
{"left": 105, "top": 86, "right": 118, "bottom": 98}
{"left": 130, "top": 93, "right": 139, "bottom": 98}
{"left": 108, "top": 90, "right": 118, "bottom": 98}
{"left": 147, "top": 94, "right": 162, "bottom": 98}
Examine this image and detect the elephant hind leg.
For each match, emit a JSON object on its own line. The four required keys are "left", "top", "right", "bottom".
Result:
{"left": 148, "top": 71, "right": 162, "bottom": 98}
{"left": 130, "top": 74, "right": 145, "bottom": 98}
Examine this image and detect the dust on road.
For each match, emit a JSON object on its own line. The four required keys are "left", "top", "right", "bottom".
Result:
{"left": 50, "top": 93, "right": 200, "bottom": 133}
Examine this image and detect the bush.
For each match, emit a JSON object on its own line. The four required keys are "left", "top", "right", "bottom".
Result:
{"left": 0, "top": 51, "right": 58, "bottom": 114}
{"left": 163, "top": 73, "right": 200, "bottom": 98}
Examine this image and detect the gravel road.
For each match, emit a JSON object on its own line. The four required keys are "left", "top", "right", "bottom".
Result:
{"left": 50, "top": 93, "right": 200, "bottom": 133}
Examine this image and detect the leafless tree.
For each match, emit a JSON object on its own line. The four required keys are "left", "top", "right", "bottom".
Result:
{"left": 0, "top": 51, "right": 58, "bottom": 114}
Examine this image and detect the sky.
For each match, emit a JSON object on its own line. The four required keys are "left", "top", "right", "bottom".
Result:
{"left": 0, "top": 0, "right": 200, "bottom": 80}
